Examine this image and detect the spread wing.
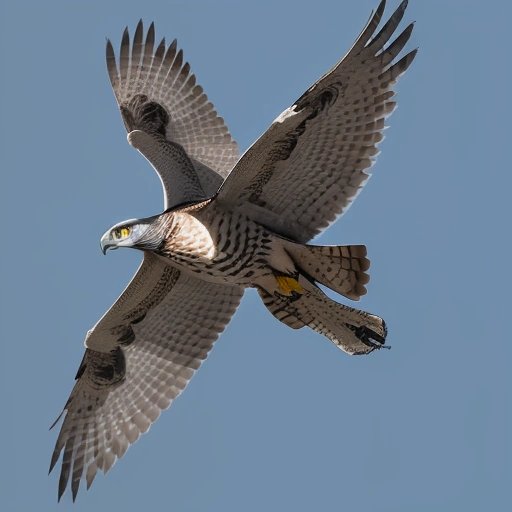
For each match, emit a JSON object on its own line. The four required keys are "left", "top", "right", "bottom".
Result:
{"left": 50, "top": 253, "right": 243, "bottom": 501}
{"left": 106, "top": 21, "right": 239, "bottom": 205}
{"left": 216, "top": 0, "right": 416, "bottom": 242}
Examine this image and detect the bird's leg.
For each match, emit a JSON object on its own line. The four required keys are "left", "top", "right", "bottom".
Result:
{"left": 275, "top": 274, "right": 304, "bottom": 299}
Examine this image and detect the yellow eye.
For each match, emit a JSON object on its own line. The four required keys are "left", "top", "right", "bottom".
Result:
{"left": 113, "top": 226, "right": 131, "bottom": 240}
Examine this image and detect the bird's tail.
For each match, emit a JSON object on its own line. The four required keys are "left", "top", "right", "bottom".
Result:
{"left": 258, "top": 282, "right": 387, "bottom": 355}
{"left": 285, "top": 243, "right": 370, "bottom": 300}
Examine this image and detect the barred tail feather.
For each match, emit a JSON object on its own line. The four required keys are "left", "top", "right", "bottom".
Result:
{"left": 258, "top": 283, "right": 387, "bottom": 355}
{"left": 286, "top": 243, "right": 370, "bottom": 300}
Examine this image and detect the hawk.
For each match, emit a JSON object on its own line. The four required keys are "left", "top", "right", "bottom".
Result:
{"left": 50, "top": 0, "right": 416, "bottom": 501}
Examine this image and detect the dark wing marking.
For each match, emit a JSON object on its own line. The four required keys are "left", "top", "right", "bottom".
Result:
{"left": 50, "top": 253, "right": 243, "bottom": 501}
{"left": 216, "top": 0, "right": 416, "bottom": 242}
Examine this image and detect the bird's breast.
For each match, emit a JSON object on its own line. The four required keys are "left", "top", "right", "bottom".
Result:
{"left": 163, "top": 212, "right": 217, "bottom": 260}
{"left": 157, "top": 208, "right": 273, "bottom": 285}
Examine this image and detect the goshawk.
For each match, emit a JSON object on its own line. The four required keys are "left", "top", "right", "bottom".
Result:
{"left": 50, "top": 0, "right": 416, "bottom": 500}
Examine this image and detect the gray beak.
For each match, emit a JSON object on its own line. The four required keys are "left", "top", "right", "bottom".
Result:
{"left": 100, "top": 231, "right": 116, "bottom": 255}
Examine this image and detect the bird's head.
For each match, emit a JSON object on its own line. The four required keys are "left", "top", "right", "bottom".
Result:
{"left": 100, "top": 216, "right": 163, "bottom": 254}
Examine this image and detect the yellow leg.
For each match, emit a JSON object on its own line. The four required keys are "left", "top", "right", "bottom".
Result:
{"left": 275, "top": 275, "right": 304, "bottom": 296}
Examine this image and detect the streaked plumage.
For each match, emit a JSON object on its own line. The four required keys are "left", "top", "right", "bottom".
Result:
{"left": 51, "top": 0, "right": 416, "bottom": 501}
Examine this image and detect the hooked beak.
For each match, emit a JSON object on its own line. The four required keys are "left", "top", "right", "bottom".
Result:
{"left": 100, "top": 231, "right": 117, "bottom": 255}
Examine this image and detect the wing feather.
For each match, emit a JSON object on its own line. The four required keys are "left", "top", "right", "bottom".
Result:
{"left": 105, "top": 40, "right": 118, "bottom": 89}
{"left": 378, "top": 23, "right": 413, "bottom": 66}
{"left": 131, "top": 20, "right": 143, "bottom": 69}
{"left": 127, "top": 130, "right": 206, "bottom": 208}
{"left": 107, "top": 21, "right": 239, "bottom": 204}
{"left": 50, "top": 254, "right": 243, "bottom": 501}
{"left": 119, "top": 28, "right": 130, "bottom": 85}
{"left": 216, "top": 0, "right": 416, "bottom": 242}
{"left": 368, "top": 0, "right": 407, "bottom": 50}
{"left": 348, "top": 0, "right": 386, "bottom": 55}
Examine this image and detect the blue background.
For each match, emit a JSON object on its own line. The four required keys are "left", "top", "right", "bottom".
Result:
{"left": 1, "top": 0, "right": 510, "bottom": 509}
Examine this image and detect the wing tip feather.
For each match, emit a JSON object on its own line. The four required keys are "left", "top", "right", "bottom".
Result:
{"left": 147, "top": 21, "right": 155, "bottom": 39}
{"left": 121, "top": 26, "right": 129, "bottom": 44}
{"left": 71, "top": 479, "right": 80, "bottom": 502}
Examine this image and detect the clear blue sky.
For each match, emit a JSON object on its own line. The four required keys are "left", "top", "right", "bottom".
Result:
{"left": 0, "top": 0, "right": 510, "bottom": 510}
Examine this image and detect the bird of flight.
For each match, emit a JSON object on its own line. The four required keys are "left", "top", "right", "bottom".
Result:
{"left": 50, "top": 0, "right": 416, "bottom": 501}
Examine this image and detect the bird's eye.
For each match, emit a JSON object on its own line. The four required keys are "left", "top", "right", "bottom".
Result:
{"left": 112, "top": 226, "right": 131, "bottom": 240}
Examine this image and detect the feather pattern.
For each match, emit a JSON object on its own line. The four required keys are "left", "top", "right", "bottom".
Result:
{"left": 217, "top": 0, "right": 416, "bottom": 242}
{"left": 51, "top": 2, "right": 416, "bottom": 501}
{"left": 127, "top": 130, "right": 206, "bottom": 209}
{"left": 50, "top": 254, "right": 243, "bottom": 501}
{"left": 106, "top": 21, "right": 239, "bottom": 204}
